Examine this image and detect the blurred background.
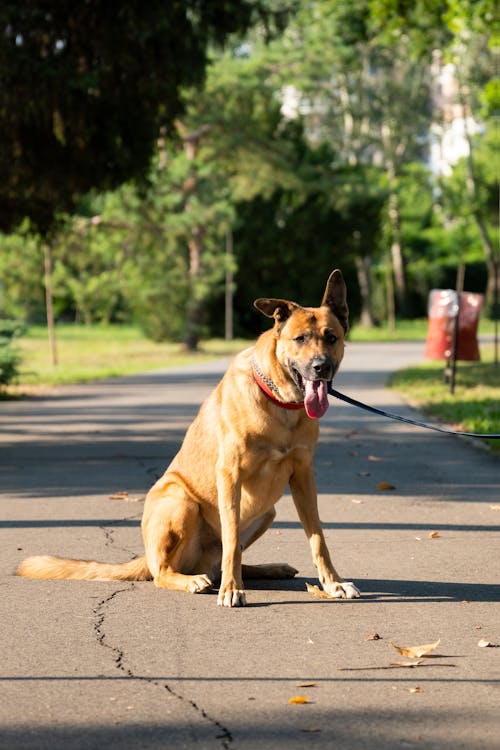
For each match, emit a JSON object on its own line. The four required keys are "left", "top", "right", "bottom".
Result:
{"left": 0, "top": 1, "right": 497, "bottom": 369}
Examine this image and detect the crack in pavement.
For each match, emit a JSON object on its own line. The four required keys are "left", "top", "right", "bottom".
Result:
{"left": 93, "top": 586, "right": 234, "bottom": 750}
{"left": 99, "top": 511, "right": 144, "bottom": 559}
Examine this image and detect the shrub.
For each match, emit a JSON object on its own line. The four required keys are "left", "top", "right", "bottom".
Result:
{"left": 0, "top": 320, "right": 25, "bottom": 386}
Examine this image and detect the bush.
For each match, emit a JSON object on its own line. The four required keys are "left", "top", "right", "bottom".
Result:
{"left": 0, "top": 320, "right": 25, "bottom": 386}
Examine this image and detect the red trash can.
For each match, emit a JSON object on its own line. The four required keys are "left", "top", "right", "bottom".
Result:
{"left": 424, "top": 289, "right": 483, "bottom": 361}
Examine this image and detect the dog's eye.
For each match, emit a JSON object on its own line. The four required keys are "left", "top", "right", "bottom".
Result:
{"left": 325, "top": 333, "right": 338, "bottom": 345}
{"left": 294, "top": 335, "right": 306, "bottom": 344}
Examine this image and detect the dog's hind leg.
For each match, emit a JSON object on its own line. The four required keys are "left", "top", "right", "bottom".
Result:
{"left": 142, "top": 491, "right": 213, "bottom": 594}
{"left": 241, "top": 510, "right": 298, "bottom": 580}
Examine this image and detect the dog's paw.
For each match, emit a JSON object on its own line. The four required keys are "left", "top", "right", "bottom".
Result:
{"left": 188, "top": 574, "right": 213, "bottom": 594}
{"left": 217, "top": 585, "right": 247, "bottom": 607}
{"left": 323, "top": 581, "right": 361, "bottom": 599}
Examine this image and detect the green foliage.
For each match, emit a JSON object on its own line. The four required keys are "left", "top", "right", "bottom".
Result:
{"left": 0, "top": 222, "right": 45, "bottom": 321}
{"left": 0, "top": 0, "right": 495, "bottom": 344}
{"left": 0, "top": 319, "right": 25, "bottom": 386}
{"left": 0, "top": 0, "right": 262, "bottom": 235}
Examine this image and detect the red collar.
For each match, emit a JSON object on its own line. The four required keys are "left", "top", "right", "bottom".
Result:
{"left": 252, "top": 356, "right": 304, "bottom": 411}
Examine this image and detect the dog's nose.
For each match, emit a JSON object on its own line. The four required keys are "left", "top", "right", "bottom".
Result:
{"left": 311, "top": 357, "right": 333, "bottom": 379}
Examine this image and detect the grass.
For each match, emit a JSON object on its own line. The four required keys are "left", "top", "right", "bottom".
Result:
{"left": 10, "top": 324, "right": 248, "bottom": 389}
{"left": 389, "top": 346, "right": 500, "bottom": 452}
{"left": 349, "top": 316, "right": 497, "bottom": 342}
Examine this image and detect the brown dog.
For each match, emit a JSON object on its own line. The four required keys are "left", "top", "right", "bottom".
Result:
{"left": 17, "top": 270, "right": 360, "bottom": 606}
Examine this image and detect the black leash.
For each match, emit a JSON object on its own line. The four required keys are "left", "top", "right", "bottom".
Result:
{"left": 327, "top": 385, "right": 500, "bottom": 440}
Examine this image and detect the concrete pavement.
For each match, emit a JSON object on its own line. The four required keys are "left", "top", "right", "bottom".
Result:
{"left": 1, "top": 341, "right": 499, "bottom": 749}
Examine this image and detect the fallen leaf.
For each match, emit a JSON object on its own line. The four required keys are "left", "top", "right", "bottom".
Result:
{"left": 367, "top": 632, "right": 381, "bottom": 641}
{"left": 288, "top": 696, "right": 310, "bottom": 704}
{"left": 306, "top": 582, "right": 336, "bottom": 600}
{"left": 108, "top": 491, "right": 144, "bottom": 503}
{"left": 415, "top": 536, "right": 422, "bottom": 541}
{"left": 376, "top": 481, "right": 396, "bottom": 491}
{"left": 301, "top": 728, "right": 321, "bottom": 733}
{"left": 390, "top": 639, "right": 440, "bottom": 659}
{"left": 407, "top": 687, "right": 422, "bottom": 693}
{"left": 109, "top": 491, "right": 129, "bottom": 500}
{"left": 368, "top": 455, "right": 382, "bottom": 462}
{"left": 490, "top": 504, "right": 500, "bottom": 511}
{"left": 428, "top": 531, "right": 441, "bottom": 539}
{"left": 351, "top": 498, "right": 363, "bottom": 504}
{"left": 390, "top": 660, "right": 425, "bottom": 668}
{"left": 296, "top": 682, "right": 317, "bottom": 688}
{"left": 478, "top": 638, "right": 495, "bottom": 648}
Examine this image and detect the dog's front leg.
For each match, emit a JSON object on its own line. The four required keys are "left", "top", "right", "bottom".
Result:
{"left": 290, "top": 464, "right": 360, "bottom": 599}
{"left": 216, "top": 460, "right": 246, "bottom": 607}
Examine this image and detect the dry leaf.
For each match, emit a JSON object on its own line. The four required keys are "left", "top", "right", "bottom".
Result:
{"left": 490, "top": 505, "right": 500, "bottom": 511}
{"left": 367, "top": 632, "right": 381, "bottom": 641}
{"left": 478, "top": 638, "right": 494, "bottom": 648}
{"left": 428, "top": 531, "right": 441, "bottom": 539}
{"left": 306, "top": 582, "right": 336, "bottom": 600}
{"left": 108, "top": 491, "right": 144, "bottom": 503}
{"left": 390, "top": 660, "right": 425, "bottom": 668}
{"left": 288, "top": 696, "right": 310, "bottom": 704}
{"left": 301, "top": 728, "right": 321, "bottom": 733}
{"left": 351, "top": 498, "right": 363, "bottom": 504}
{"left": 296, "top": 682, "right": 317, "bottom": 688}
{"left": 368, "top": 455, "right": 382, "bottom": 462}
{"left": 376, "top": 481, "right": 396, "bottom": 491}
{"left": 407, "top": 687, "right": 422, "bottom": 693}
{"left": 390, "top": 639, "right": 440, "bottom": 659}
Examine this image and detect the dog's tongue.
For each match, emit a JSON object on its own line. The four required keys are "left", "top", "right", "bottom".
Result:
{"left": 304, "top": 379, "right": 329, "bottom": 419}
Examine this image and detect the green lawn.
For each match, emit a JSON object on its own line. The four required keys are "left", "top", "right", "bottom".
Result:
{"left": 389, "top": 347, "right": 500, "bottom": 452}
{"left": 14, "top": 324, "right": 248, "bottom": 387}
{"left": 349, "top": 316, "right": 497, "bottom": 342}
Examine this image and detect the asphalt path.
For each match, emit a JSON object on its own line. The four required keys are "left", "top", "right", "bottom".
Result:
{"left": 1, "top": 341, "right": 499, "bottom": 749}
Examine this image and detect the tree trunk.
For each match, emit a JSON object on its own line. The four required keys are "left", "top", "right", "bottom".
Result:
{"left": 459, "top": 86, "right": 497, "bottom": 307}
{"left": 385, "top": 252, "right": 396, "bottom": 334}
{"left": 388, "top": 190, "right": 410, "bottom": 317}
{"left": 183, "top": 229, "right": 204, "bottom": 351}
{"left": 225, "top": 230, "right": 234, "bottom": 341}
{"left": 43, "top": 242, "right": 58, "bottom": 366}
{"left": 355, "top": 255, "right": 376, "bottom": 327}
{"left": 175, "top": 119, "right": 212, "bottom": 352}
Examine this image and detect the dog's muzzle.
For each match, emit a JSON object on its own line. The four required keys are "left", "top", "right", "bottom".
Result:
{"left": 291, "top": 357, "right": 336, "bottom": 419}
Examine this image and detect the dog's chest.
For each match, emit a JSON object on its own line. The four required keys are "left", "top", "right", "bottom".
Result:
{"left": 240, "top": 431, "right": 315, "bottom": 513}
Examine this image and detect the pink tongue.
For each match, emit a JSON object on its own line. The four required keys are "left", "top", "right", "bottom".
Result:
{"left": 304, "top": 379, "right": 329, "bottom": 419}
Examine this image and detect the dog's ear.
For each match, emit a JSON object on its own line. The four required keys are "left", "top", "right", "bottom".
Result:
{"left": 253, "top": 298, "right": 298, "bottom": 324}
{"left": 321, "top": 269, "right": 349, "bottom": 333}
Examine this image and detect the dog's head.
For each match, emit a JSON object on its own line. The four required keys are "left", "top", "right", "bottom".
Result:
{"left": 254, "top": 270, "right": 348, "bottom": 419}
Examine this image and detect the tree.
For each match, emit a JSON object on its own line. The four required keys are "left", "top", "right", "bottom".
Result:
{"left": 0, "top": 0, "right": 269, "bottom": 235}
{"left": 370, "top": 0, "right": 497, "bottom": 303}
{"left": 259, "top": 0, "right": 432, "bottom": 319}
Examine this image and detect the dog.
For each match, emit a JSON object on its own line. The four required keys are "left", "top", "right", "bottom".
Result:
{"left": 17, "top": 269, "right": 360, "bottom": 606}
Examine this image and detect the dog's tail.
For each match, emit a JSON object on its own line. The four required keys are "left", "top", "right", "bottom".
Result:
{"left": 16, "top": 554, "right": 151, "bottom": 581}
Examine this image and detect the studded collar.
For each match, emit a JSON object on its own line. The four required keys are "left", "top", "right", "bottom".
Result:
{"left": 251, "top": 354, "right": 304, "bottom": 411}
